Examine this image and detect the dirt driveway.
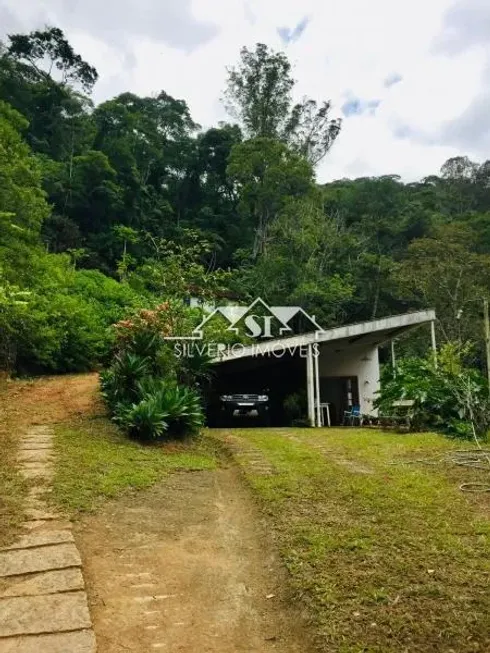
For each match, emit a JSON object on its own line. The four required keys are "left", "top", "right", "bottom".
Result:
{"left": 2, "top": 375, "right": 310, "bottom": 651}
{"left": 76, "top": 466, "right": 310, "bottom": 653}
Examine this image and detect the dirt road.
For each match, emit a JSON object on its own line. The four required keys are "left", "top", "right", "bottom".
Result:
{"left": 77, "top": 466, "right": 310, "bottom": 653}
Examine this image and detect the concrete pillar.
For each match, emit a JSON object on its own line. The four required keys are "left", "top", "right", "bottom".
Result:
{"left": 431, "top": 321, "right": 437, "bottom": 368}
{"left": 314, "top": 346, "right": 321, "bottom": 427}
{"left": 306, "top": 344, "right": 315, "bottom": 426}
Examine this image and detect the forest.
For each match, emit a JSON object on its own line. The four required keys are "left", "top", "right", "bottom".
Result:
{"left": 2, "top": 26, "right": 490, "bottom": 378}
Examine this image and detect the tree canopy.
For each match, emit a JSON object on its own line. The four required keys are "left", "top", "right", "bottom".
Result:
{"left": 223, "top": 43, "right": 341, "bottom": 165}
{"left": 1, "top": 26, "right": 490, "bottom": 374}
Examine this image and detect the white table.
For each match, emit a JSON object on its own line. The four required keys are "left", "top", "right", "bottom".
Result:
{"left": 319, "top": 402, "right": 331, "bottom": 427}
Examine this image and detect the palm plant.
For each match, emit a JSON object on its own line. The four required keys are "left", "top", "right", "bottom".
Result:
{"left": 100, "top": 351, "right": 150, "bottom": 409}
{"left": 116, "top": 395, "right": 169, "bottom": 441}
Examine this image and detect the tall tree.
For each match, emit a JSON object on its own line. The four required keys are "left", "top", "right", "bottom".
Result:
{"left": 223, "top": 43, "right": 341, "bottom": 165}
{"left": 223, "top": 43, "right": 293, "bottom": 139}
{"left": 236, "top": 199, "right": 357, "bottom": 326}
{"left": 93, "top": 91, "right": 198, "bottom": 239}
{"left": 179, "top": 124, "right": 243, "bottom": 266}
{"left": 0, "top": 100, "right": 50, "bottom": 269}
{"left": 396, "top": 224, "right": 490, "bottom": 345}
{"left": 0, "top": 27, "right": 97, "bottom": 161}
{"left": 227, "top": 137, "right": 314, "bottom": 257}
{"left": 7, "top": 27, "right": 97, "bottom": 91}
{"left": 283, "top": 98, "right": 341, "bottom": 165}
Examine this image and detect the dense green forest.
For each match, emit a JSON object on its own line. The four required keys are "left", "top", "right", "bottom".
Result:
{"left": 2, "top": 27, "right": 490, "bottom": 375}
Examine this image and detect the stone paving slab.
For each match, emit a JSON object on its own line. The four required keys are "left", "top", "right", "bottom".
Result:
{"left": 0, "top": 568, "right": 84, "bottom": 598}
{"left": 3, "top": 531, "right": 73, "bottom": 551}
{"left": 24, "top": 498, "right": 49, "bottom": 510}
{"left": 19, "top": 465, "right": 53, "bottom": 480}
{"left": 19, "top": 462, "right": 53, "bottom": 470}
{"left": 18, "top": 442, "right": 52, "bottom": 450}
{"left": 17, "top": 450, "right": 53, "bottom": 463}
{"left": 24, "top": 425, "right": 51, "bottom": 434}
{"left": 0, "top": 591, "right": 91, "bottom": 637}
{"left": 23, "top": 520, "right": 73, "bottom": 532}
{"left": 19, "top": 437, "right": 53, "bottom": 445}
{"left": 0, "top": 629, "right": 96, "bottom": 653}
{"left": 0, "top": 544, "right": 81, "bottom": 577}
{"left": 27, "top": 486, "right": 52, "bottom": 497}
{"left": 4, "top": 424, "right": 96, "bottom": 650}
{"left": 24, "top": 508, "right": 59, "bottom": 521}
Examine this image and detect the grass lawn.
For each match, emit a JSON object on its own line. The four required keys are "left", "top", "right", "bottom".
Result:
{"left": 52, "top": 416, "right": 217, "bottom": 514}
{"left": 0, "top": 373, "right": 217, "bottom": 519}
{"left": 215, "top": 427, "right": 490, "bottom": 653}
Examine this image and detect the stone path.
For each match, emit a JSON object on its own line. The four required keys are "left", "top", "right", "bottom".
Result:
{"left": 278, "top": 431, "right": 375, "bottom": 474}
{"left": 0, "top": 426, "right": 96, "bottom": 653}
{"left": 222, "top": 434, "right": 277, "bottom": 476}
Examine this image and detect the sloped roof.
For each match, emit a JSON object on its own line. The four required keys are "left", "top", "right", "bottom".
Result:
{"left": 212, "top": 310, "right": 436, "bottom": 364}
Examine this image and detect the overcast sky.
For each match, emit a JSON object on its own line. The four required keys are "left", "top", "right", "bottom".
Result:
{"left": 1, "top": 0, "right": 489, "bottom": 182}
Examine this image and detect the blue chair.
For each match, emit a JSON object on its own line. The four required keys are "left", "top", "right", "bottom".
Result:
{"left": 343, "top": 405, "right": 362, "bottom": 426}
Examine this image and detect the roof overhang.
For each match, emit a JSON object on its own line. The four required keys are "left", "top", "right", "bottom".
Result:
{"left": 212, "top": 310, "right": 436, "bottom": 365}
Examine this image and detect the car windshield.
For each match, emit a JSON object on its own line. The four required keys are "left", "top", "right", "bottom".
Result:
{"left": 223, "top": 390, "right": 268, "bottom": 395}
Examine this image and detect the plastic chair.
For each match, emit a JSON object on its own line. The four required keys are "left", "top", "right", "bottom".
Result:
{"left": 343, "top": 405, "right": 362, "bottom": 426}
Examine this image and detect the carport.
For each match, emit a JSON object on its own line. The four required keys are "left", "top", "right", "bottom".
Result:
{"left": 211, "top": 310, "right": 436, "bottom": 427}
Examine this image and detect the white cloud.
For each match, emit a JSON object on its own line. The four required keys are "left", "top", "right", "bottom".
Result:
{"left": 0, "top": 0, "right": 488, "bottom": 181}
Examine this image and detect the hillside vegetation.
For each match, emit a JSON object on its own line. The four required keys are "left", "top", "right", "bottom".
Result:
{"left": 2, "top": 28, "right": 490, "bottom": 375}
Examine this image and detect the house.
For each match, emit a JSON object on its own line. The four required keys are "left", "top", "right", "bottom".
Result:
{"left": 209, "top": 310, "right": 436, "bottom": 426}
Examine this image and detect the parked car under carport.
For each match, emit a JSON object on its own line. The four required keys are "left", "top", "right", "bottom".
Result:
{"left": 206, "top": 311, "right": 436, "bottom": 428}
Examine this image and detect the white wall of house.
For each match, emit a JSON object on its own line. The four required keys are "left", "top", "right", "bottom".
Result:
{"left": 318, "top": 344, "right": 380, "bottom": 415}
{"left": 188, "top": 297, "right": 216, "bottom": 313}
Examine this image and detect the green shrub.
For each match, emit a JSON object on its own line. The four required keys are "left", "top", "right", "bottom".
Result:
{"left": 112, "top": 381, "right": 204, "bottom": 441}
{"left": 13, "top": 290, "right": 110, "bottom": 373}
{"left": 100, "top": 302, "right": 211, "bottom": 441}
{"left": 100, "top": 342, "right": 204, "bottom": 441}
{"left": 100, "top": 352, "right": 150, "bottom": 410}
{"left": 375, "top": 344, "right": 490, "bottom": 439}
{"left": 155, "top": 384, "right": 204, "bottom": 437}
{"left": 136, "top": 379, "right": 203, "bottom": 438}
{"left": 115, "top": 395, "right": 169, "bottom": 441}
{"left": 283, "top": 391, "right": 307, "bottom": 425}
{"left": 1, "top": 249, "right": 148, "bottom": 374}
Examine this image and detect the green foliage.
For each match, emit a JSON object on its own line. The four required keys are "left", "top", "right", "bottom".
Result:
{"left": 223, "top": 43, "right": 341, "bottom": 164}
{"left": 375, "top": 344, "right": 490, "bottom": 438}
{"left": 116, "top": 394, "right": 169, "bottom": 441}
{"left": 3, "top": 252, "right": 145, "bottom": 373}
{"left": 102, "top": 362, "right": 204, "bottom": 442}
{"left": 227, "top": 137, "right": 314, "bottom": 256}
{"left": 0, "top": 29, "right": 96, "bottom": 161}
{"left": 128, "top": 231, "right": 231, "bottom": 300}
{"left": 0, "top": 274, "right": 30, "bottom": 369}
{"left": 395, "top": 224, "right": 490, "bottom": 344}
{"left": 112, "top": 301, "right": 215, "bottom": 391}
{"left": 0, "top": 100, "right": 121, "bottom": 373}
{"left": 283, "top": 391, "right": 308, "bottom": 426}
{"left": 127, "top": 382, "right": 204, "bottom": 439}
{"left": 100, "top": 352, "right": 151, "bottom": 410}
{"left": 4, "top": 23, "right": 490, "bottom": 386}
{"left": 0, "top": 100, "right": 49, "bottom": 245}
{"left": 236, "top": 199, "right": 355, "bottom": 325}
{"left": 14, "top": 289, "right": 109, "bottom": 372}
{"left": 101, "top": 301, "right": 208, "bottom": 441}
{"left": 224, "top": 43, "right": 294, "bottom": 138}
{"left": 7, "top": 27, "right": 98, "bottom": 91}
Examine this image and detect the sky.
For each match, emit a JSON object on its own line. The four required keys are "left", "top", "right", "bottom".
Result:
{"left": 1, "top": 0, "right": 489, "bottom": 183}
